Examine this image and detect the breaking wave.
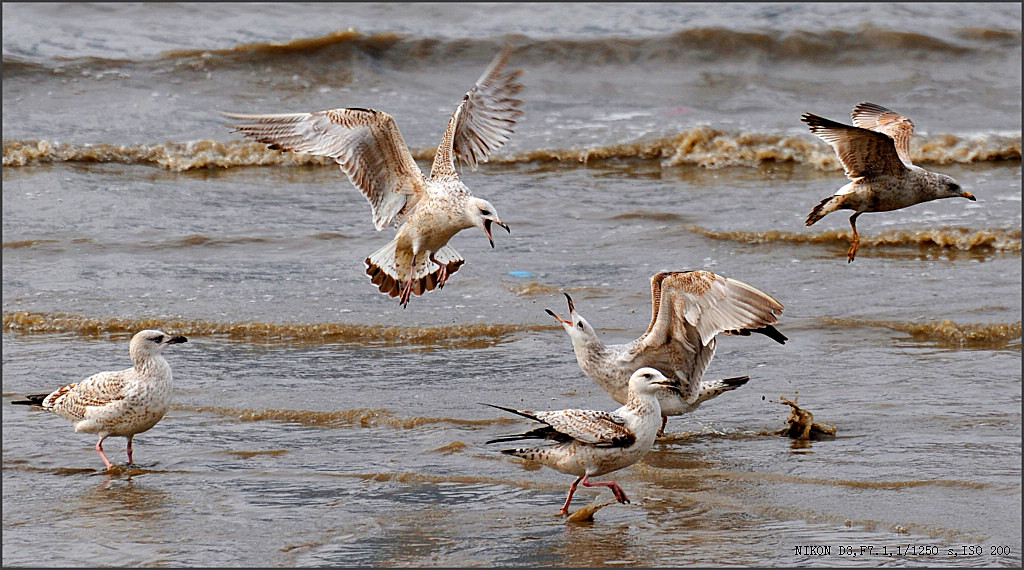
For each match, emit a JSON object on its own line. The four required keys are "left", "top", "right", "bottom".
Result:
{"left": 690, "top": 226, "right": 1023, "bottom": 253}
{"left": 820, "top": 317, "right": 1022, "bottom": 349}
{"left": 1, "top": 311, "right": 545, "bottom": 348}
{"left": 4, "top": 129, "right": 1019, "bottom": 171}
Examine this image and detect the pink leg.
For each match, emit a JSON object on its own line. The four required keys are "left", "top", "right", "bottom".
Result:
{"left": 399, "top": 254, "right": 417, "bottom": 307}
{"left": 95, "top": 437, "right": 113, "bottom": 470}
{"left": 429, "top": 252, "right": 449, "bottom": 289}
{"left": 559, "top": 475, "right": 584, "bottom": 516}
{"left": 126, "top": 436, "right": 134, "bottom": 465}
{"left": 581, "top": 473, "right": 630, "bottom": 504}
{"left": 658, "top": 415, "right": 668, "bottom": 436}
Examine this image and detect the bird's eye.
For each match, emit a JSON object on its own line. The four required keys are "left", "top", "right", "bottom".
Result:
{"left": 577, "top": 322, "right": 584, "bottom": 330}
{"left": 150, "top": 335, "right": 164, "bottom": 343}
{"left": 643, "top": 373, "right": 652, "bottom": 379}
{"left": 480, "top": 209, "right": 492, "bottom": 216}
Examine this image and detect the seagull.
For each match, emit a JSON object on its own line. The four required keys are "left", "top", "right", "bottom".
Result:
{"left": 486, "top": 367, "right": 678, "bottom": 516}
{"left": 546, "top": 270, "right": 787, "bottom": 434}
{"left": 224, "top": 45, "right": 524, "bottom": 306}
{"left": 11, "top": 330, "right": 187, "bottom": 470}
{"left": 802, "top": 102, "right": 976, "bottom": 262}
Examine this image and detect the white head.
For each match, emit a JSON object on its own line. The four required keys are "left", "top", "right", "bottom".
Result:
{"left": 545, "top": 293, "right": 601, "bottom": 352}
{"left": 628, "top": 367, "right": 680, "bottom": 398}
{"left": 465, "top": 197, "right": 510, "bottom": 248}
{"left": 129, "top": 329, "right": 188, "bottom": 365}
{"left": 935, "top": 173, "right": 975, "bottom": 202}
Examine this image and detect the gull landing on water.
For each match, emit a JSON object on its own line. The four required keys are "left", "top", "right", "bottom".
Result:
{"left": 11, "top": 330, "right": 187, "bottom": 470}
{"left": 224, "top": 45, "right": 523, "bottom": 306}
{"left": 486, "top": 368, "right": 678, "bottom": 516}
{"left": 546, "top": 271, "right": 787, "bottom": 434}
{"left": 802, "top": 102, "right": 976, "bottom": 262}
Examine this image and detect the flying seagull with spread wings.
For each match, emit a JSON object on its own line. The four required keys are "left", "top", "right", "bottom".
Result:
{"left": 225, "top": 45, "right": 524, "bottom": 306}
{"left": 802, "top": 102, "right": 975, "bottom": 262}
{"left": 11, "top": 330, "right": 188, "bottom": 470}
{"left": 486, "top": 367, "right": 678, "bottom": 516}
{"left": 546, "top": 270, "right": 786, "bottom": 433}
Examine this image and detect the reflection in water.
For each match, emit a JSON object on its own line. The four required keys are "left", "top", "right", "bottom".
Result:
{"left": 74, "top": 474, "right": 172, "bottom": 525}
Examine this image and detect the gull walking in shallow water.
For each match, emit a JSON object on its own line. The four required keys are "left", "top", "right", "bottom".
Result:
{"left": 486, "top": 367, "right": 678, "bottom": 515}
{"left": 546, "top": 271, "right": 787, "bottom": 434}
{"left": 802, "top": 102, "right": 976, "bottom": 262}
{"left": 11, "top": 330, "right": 187, "bottom": 470}
{"left": 224, "top": 45, "right": 523, "bottom": 306}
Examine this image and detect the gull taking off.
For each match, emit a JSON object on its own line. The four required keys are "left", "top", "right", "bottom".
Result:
{"left": 546, "top": 271, "right": 787, "bottom": 433}
{"left": 486, "top": 368, "right": 678, "bottom": 516}
{"left": 802, "top": 102, "right": 976, "bottom": 262}
{"left": 224, "top": 45, "right": 524, "bottom": 306}
{"left": 11, "top": 330, "right": 187, "bottom": 470}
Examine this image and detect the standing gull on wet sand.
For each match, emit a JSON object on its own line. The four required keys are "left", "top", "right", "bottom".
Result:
{"left": 224, "top": 45, "right": 523, "bottom": 306}
{"left": 802, "top": 102, "right": 976, "bottom": 262}
{"left": 486, "top": 368, "right": 679, "bottom": 516}
{"left": 547, "top": 270, "right": 787, "bottom": 434}
{"left": 11, "top": 330, "right": 187, "bottom": 470}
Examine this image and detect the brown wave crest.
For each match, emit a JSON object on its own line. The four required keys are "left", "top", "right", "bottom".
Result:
{"left": 4, "top": 130, "right": 1019, "bottom": 171}
{"left": 2, "top": 311, "right": 544, "bottom": 348}
{"left": 690, "top": 226, "right": 1023, "bottom": 253}
{"left": 503, "top": 282, "right": 608, "bottom": 298}
{"left": 820, "top": 317, "right": 1022, "bottom": 349}
{"left": 176, "top": 404, "right": 514, "bottom": 430}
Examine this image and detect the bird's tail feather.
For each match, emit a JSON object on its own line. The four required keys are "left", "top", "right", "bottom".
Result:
{"left": 694, "top": 376, "right": 750, "bottom": 405}
{"left": 365, "top": 241, "right": 465, "bottom": 298}
{"left": 10, "top": 393, "right": 50, "bottom": 406}
{"left": 806, "top": 194, "right": 844, "bottom": 226}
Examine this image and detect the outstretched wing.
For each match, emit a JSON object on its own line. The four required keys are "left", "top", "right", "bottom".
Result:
{"left": 851, "top": 102, "right": 915, "bottom": 166}
{"left": 801, "top": 112, "right": 907, "bottom": 179}
{"left": 224, "top": 108, "right": 427, "bottom": 230}
{"left": 633, "top": 271, "right": 785, "bottom": 387}
{"left": 429, "top": 44, "right": 525, "bottom": 180}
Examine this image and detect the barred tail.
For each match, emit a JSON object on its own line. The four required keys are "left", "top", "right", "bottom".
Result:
{"left": 806, "top": 194, "right": 844, "bottom": 227}
{"left": 364, "top": 241, "right": 465, "bottom": 299}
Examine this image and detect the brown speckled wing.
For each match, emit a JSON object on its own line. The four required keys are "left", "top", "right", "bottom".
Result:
{"left": 429, "top": 44, "right": 525, "bottom": 180}
{"left": 801, "top": 113, "right": 906, "bottom": 179}
{"left": 534, "top": 409, "right": 635, "bottom": 447}
{"left": 43, "top": 371, "right": 129, "bottom": 421}
{"left": 634, "top": 271, "right": 785, "bottom": 386}
{"left": 851, "top": 102, "right": 915, "bottom": 166}
{"left": 224, "top": 108, "right": 426, "bottom": 230}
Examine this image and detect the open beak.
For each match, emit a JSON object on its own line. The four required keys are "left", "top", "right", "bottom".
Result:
{"left": 654, "top": 379, "right": 685, "bottom": 398}
{"left": 167, "top": 335, "right": 188, "bottom": 344}
{"left": 483, "top": 219, "right": 511, "bottom": 248}
{"left": 962, "top": 191, "right": 976, "bottom": 201}
{"left": 544, "top": 293, "right": 576, "bottom": 326}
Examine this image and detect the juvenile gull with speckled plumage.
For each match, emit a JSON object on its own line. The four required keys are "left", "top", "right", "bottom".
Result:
{"left": 486, "top": 367, "right": 677, "bottom": 516}
{"left": 547, "top": 270, "right": 786, "bottom": 434}
{"left": 802, "top": 102, "right": 976, "bottom": 262}
{"left": 224, "top": 45, "right": 524, "bottom": 306}
{"left": 11, "top": 330, "right": 187, "bottom": 470}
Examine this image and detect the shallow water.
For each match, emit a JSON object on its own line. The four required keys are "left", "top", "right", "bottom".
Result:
{"left": 3, "top": 3, "right": 1021, "bottom": 567}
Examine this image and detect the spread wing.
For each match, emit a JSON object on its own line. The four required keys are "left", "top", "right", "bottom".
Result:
{"left": 850, "top": 102, "right": 915, "bottom": 166}
{"left": 801, "top": 113, "right": 907, "bottom": 179}
{"left": 484, "top": 405, "right": 635, "bottom": 447}
{"left": 42, "top": 370, "right": 131, "bottom": 421}
{"left": 429, "top": 44, "right": 525, "bottom": 180}
{"left": 633, "top": 271, "right": 785, "bottom": 385}
{"left": 224, "top": 108, "right": 427, "bottom": 230}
